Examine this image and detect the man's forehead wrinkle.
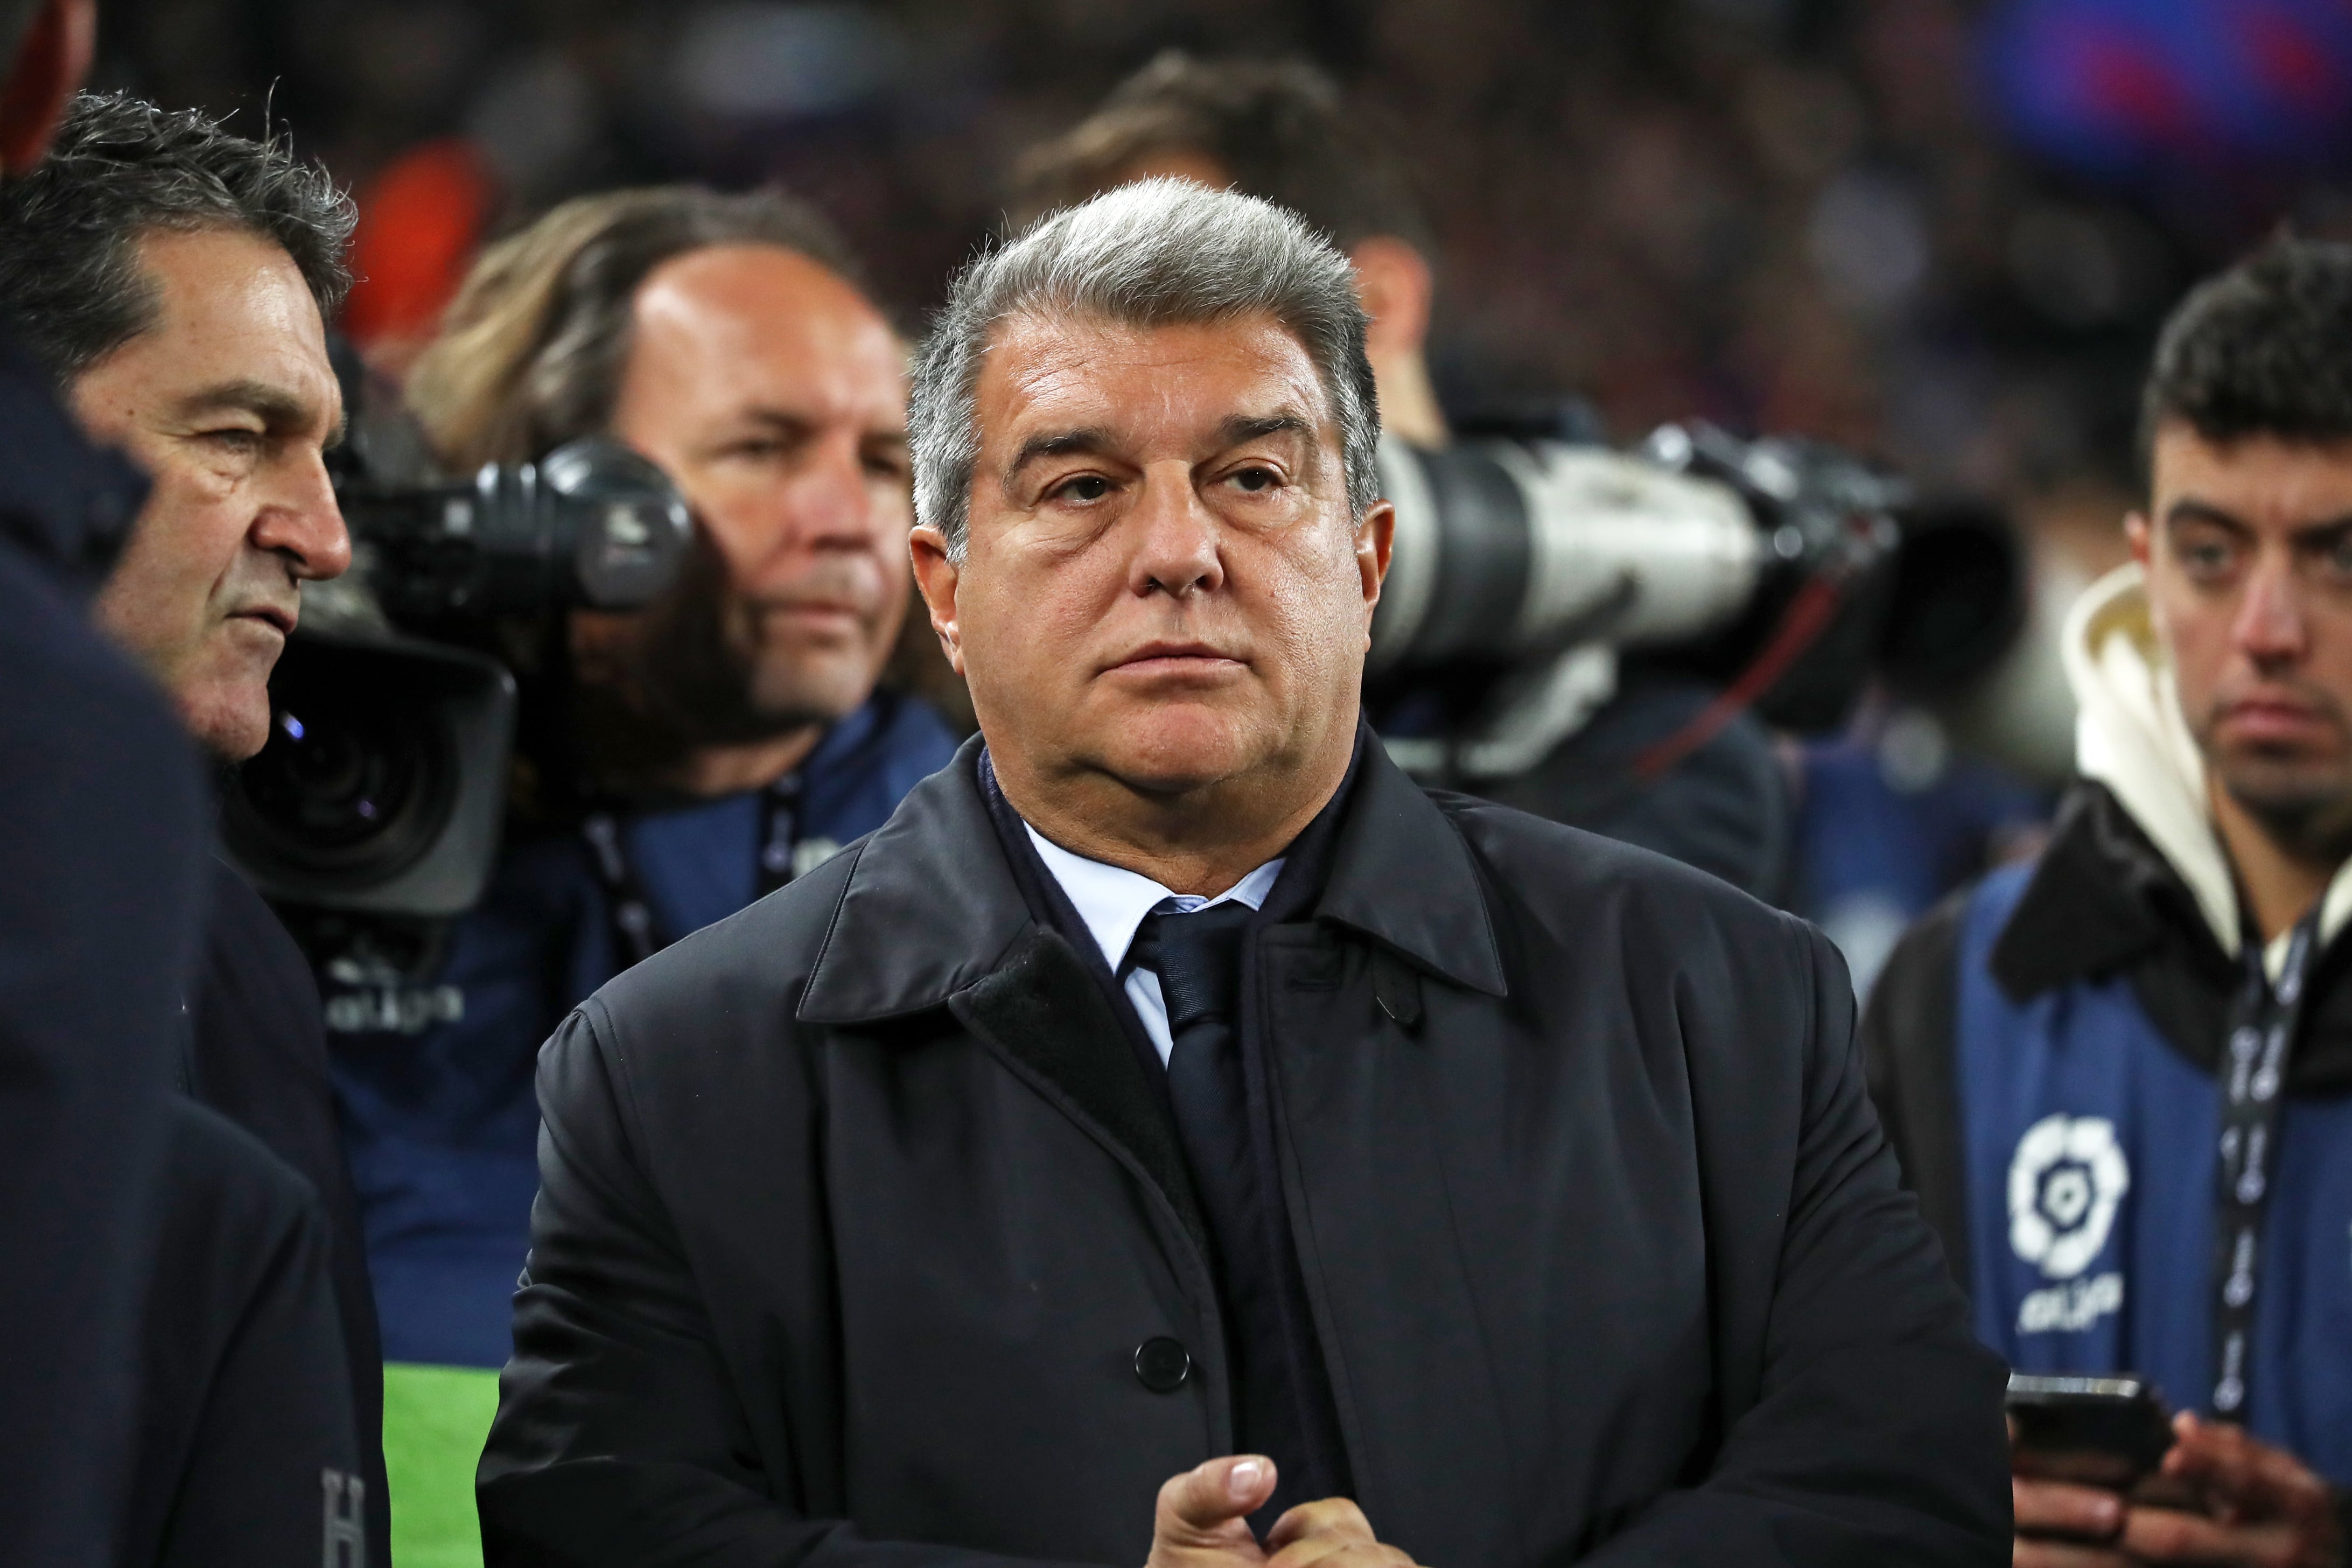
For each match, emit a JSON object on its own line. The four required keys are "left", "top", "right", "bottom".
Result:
{"left": 1006, "top": 351, "right": 1114, "bottom": 411}
{"left": 990, "top": 331, "right": 1333, "bottom": 447}
{"left": 985, "top": 341, "right": 1119, "bottom": 463}
{"left": 635, "top": 268, "right": 902, "bottom": 420}
{"left": 994, "top": 306, "right": 1324, "bottom": 377}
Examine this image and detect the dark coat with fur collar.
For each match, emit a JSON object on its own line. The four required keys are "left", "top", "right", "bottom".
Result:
{"left": 478, "top": 737, "right": 2007, "bottom": 1567}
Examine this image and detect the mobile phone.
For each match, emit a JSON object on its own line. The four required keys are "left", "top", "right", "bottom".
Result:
{"left": 2006, "top": 1374, "right": 2178, "bottom": 1493}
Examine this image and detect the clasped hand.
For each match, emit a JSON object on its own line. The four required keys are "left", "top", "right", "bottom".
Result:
{"left": 1147, "top": 1457, "right": 1421, "bottom": 1568}
{"left": 2014, "top": 1413, "right": 2343, "bottom": 1567}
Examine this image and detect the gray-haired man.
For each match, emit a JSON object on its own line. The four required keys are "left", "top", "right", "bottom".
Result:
{"left": 481, "top": 180, "right": 2008, "bottom": 1568}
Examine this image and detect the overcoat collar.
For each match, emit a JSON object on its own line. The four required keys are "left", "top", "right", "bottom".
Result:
{"left": 1993, "top": 779, "right": 2352, "bottom": 1093}
{"left": 799, "top": 730, "right": 1504, "bottom": 1026}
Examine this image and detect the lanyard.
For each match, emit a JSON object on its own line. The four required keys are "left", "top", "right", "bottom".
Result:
{"left": 2209, "top": 909, "right": 2318, "bottom": 1421}
{"left": 580, "top": 773, "right": 802, "bottom": 969}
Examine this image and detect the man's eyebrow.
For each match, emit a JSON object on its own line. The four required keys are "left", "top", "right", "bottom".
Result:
{"left": 2164, "top": 499, "right": 2253, "bottom": 535}
{"left": 2289, "top": 514, "right": 2352, "bottom": 548}
{"left": 734, "top": 405, "right": 814, "bottom": 431}
{"left": 999, "top": 414, "right": 1311, "bottom": 482}
{"left": 172, "top": 377, "right": 344, "bottom": 443}
{"left": 2165, "top": 498, "right": 2352, "bottom": 546}
{"left": 730, "top": 407, "right": 908, "bottom": 445}
{"left": 1215, "top": 411, "right": 1313, "bottom": 448}
{"left": 1005, "top": 426, "right": 1115, "bottom": 477}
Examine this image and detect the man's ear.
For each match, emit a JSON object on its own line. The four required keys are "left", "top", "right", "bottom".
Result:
{"left": 1355, "top": 499, "right": 1394, "bottom": 618}
{"left": 2126, "top": 510, "right": 2153, "bottom": 571}
{"left": 908, "top": 524, "right": 965, "bottom": 676}
{"left": 1348, "top": 237, "right": 1433, "bottom": 359}
{"left": 0, "top": 0, "right": 93, "bottom": 175}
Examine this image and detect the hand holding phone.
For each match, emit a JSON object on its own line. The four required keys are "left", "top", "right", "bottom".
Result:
{"left": 2007, "top": 1382, "right": 2344, "bottom": 1566}
{"left": 2007, "top": 1373, "right": 2205, "bottom": 1565}
{"left": 2007, "top": 1374, "right": 2177, "bottom": 1495}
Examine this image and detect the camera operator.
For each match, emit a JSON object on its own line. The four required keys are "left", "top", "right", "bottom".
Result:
{"left": 331, "top": 186, "right": 958, "bottom": 1376}
{"left": 1013, "top": 52, "right": 1794, "bottom": 899}
{"left": 1866, "top": 239, "right": 2352, "bottom": 1565}
{"left": 0, "top": 89, "right": 386, "bottom": 1562}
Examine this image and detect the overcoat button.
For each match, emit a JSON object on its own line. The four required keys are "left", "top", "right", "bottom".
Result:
{"left": 1133, "top": 1336, "right": 1192, "bottom": 1392}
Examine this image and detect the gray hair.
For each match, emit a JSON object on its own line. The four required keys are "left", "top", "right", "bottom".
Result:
{"left": 910, "top": 177, "right": 1380, "bottom": 558}
{"left": 0, "top": 92, "right": 356, "bottom": 386}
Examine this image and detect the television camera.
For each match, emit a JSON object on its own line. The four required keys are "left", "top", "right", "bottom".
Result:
{"left": 219, "top": 433, "right": 691, "bottom": 920}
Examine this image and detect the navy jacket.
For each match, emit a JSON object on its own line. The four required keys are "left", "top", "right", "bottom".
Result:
{"left": 479, "top": 735, "right": 2008, "bottom": 1567}
{"left": 331, "top": 690, "right": 958, "bottom": 1368}
{"left": 130, "top": 1097, "right": 362, "bottom": 1568}
{"left": 190, "top": 861, "right": 389, "bottom": 1565}
{"left": 1866, "top": 782, "right": 2352, "bottom": 1487}
{"left": 0, "top": 328, "right": 216, "bottom": 1561}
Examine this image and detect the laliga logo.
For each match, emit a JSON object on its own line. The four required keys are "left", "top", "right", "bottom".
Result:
{"left": 2008, "top": 1114, "right": 2130, "bottom": 1280}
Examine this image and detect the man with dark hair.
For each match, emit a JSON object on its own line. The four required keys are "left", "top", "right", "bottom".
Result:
{"left": 0, "top": 89, "right": 390, "bottom": 1563}
{"left": 480, "top": 178, "right": 2005, "bottom": 1568}
{"left": 0, "top": 90, "right": 357, "bottom": 756}
{"left": 1866, "top": 237, "right": 2352, "bottom": 1565}
{"left": 1014, "top": 53, "right": 1794, "bottom": 900}
{"left": 335, "top": 185, "right": 956, "bottom": 1395}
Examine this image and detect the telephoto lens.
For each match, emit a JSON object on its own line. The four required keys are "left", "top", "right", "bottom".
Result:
{"left": 1369, "top": 432, "right": 1764, "bottom": 674}
{"left": 1368, "top": 423, "right": 2021, "bottom": 736}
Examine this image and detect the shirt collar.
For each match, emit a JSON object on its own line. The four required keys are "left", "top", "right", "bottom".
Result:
{"left": 1021, "top": 823, "right": 1284, "bottom": 975}
{"left": 796, "top": 730, "right": 1504, "bottom": 1028}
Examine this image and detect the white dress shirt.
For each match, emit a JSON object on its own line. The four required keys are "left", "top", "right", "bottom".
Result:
{"left": 1023, "top": 824, "right": 1284, "bottom": 1065}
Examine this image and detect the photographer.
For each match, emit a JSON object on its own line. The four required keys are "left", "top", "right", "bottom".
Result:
{"left": 1866, "top": 239, "right": 2352, "bottom": 1564}
{"left": 331, "top": 187, "right": 958, "bottom": 1376}
{"left": 1014, "top": 52, "right": 1793, "bottom": 899}
{"left": 0, "top": 89, "right": 385, "bottom": 1560}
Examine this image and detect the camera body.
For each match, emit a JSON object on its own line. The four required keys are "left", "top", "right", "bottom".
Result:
{"left": 220, "top": 437, "right": 692, "bottom": 919}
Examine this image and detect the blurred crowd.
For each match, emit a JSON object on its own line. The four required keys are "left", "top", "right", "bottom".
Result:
{"left": 88, "top": 0, "right": 2352, "bottom": 512}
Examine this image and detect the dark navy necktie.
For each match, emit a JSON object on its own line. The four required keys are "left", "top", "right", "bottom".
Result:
{"left": 1128, "top": 899, "right": 1312, "bottom": 1517}
{"left": 1131, "top": 900, "right": 1260, "bottom": 1230}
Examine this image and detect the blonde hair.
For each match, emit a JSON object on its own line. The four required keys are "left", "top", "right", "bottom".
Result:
{"left": 406, "top": 185, "right": 862, "bottom": 472}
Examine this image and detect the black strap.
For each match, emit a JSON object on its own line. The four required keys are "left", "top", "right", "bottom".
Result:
{"left": 580, "top": 774, "right": 802, "bottom": 969}
{"left": 2210, "top": 909, "right": 2318, "bottom": 1420}
{"left": 753, "top": 773, "right": 803, "bottom": 900}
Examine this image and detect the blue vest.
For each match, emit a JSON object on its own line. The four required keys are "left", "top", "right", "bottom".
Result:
{"left": 328, "top": 691, "right": 960, "bottom": 1367}
{"left": 1955, "top": 862, "right": 2352, "bottom": 1481}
